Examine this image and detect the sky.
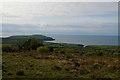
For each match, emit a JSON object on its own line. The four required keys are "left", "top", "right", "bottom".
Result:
{"left": 0, "top": 1, "right": 118, "bottom": 37}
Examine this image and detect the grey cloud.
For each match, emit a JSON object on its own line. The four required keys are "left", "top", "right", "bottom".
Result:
{"left": 1, "top": 2, "right": 118, "bottom": 36}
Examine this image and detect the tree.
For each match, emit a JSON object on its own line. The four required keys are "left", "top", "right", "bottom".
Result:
{"left": 21, "top": 39, "right": 43, "bottom": 51}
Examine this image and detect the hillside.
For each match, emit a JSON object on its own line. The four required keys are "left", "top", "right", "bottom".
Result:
{"left": 1, "top": 35, "right": 120, "bottom": 79}
{"left": 2, "top": 35, "right": 55, "bottom": 45}
{"left": 2, "top": 42, "right": 120, "bottom": 78}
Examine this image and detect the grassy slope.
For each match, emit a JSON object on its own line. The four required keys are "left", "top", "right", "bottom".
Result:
{"left": 2, "top": 51, "right": 119, "bottom": 79}
{"left": 88, "top": 45, "right": 118, "bottom": 49}
{"left": 1, "top": 34, "right": 120, "bottom": 79}
{"left": 2, "top": 42, "right": 120, "bottom": 79}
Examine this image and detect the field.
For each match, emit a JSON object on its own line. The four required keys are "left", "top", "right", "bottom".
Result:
{"left": 1, "top": 35, "right": 120, "bottom": 79}
{"left": 2, "top": 42, "right": 120, "bottom": 79}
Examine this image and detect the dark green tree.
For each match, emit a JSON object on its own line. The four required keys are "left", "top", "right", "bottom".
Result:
{"left": 21, "top": 39, "right": 43, "bottom": 51}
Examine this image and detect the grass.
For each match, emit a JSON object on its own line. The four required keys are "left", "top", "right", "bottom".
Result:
{"left": 2, "top": 51, "right": 120, "bottom": 79}
{"left": 88, "top": 45, "right": 119, "bottom": 49}
{"left": 1, "top": 42, "right": 120, "bottom": 79}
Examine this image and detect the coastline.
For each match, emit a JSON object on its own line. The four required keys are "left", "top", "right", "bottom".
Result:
{"left": 45, "top": 41, "right": 118, "bottom": 46}
{"left": 44, "top": 35, "right": 118, "bottom": 46}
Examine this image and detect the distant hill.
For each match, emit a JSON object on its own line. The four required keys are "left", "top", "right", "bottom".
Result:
{"left": 2, "top": 35, "right": 55, "bottom": 45}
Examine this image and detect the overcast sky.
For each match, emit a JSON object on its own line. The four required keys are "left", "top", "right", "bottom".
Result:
{"left": 1, "top": 2, "right": 118, "bottom": 37}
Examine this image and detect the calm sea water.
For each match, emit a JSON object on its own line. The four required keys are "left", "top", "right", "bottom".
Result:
{"left": 45, "top": 35, "right": 118, "bottom": 46}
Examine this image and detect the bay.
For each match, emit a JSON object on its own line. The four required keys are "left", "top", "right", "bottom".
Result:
{"left": 45, "top": 34, "right": 118, "bottom": 46}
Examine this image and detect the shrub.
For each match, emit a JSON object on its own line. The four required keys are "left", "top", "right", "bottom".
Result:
{"left": 2, "top": 45, "right": 14, "bottom": 52}
{"left": 21, "top": 39, "right": 44, "bottom": 51}
{"left": 37, "top": 47, "right": 49, "bottom": 54}
{"left": 97, "top": 52, "right": 103, "bottom": 56}
{"left": 7, "top": 73, "right": 13, "bottom": 75}
{"left": 48, "top": 46, "right": 54, "bottom": 52}
{"left": 60, "top": 50, "right": 65, "bottom": 54}
{"left": 52, "top": 66, "right": 62, "bottom": 71}
{"left": 16, "top": 70, "right": 25, "bottom": 76}
{"left": 79, "top": 69, "right": 89, "bottom": 75}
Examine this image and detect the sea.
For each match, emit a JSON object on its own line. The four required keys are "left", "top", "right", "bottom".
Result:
{"left": 45, "top": 34, "right": 118, "bottom": 46}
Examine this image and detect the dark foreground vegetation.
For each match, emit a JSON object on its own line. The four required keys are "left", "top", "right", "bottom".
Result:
{"left": 1, "top": 35, "right": 120, "bottom": 79}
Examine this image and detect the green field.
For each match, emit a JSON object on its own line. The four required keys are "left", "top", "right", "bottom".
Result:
{"left": 1, "top": 35, "right": 120, "bottom": 79}
{"left": 88, "top": 45, "right": 119, "bottom": 49}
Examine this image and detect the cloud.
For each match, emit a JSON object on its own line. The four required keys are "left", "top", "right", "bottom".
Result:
{"left": 2, "top": 2, "right": 117, "bottom": 24}
{"left": 2, "top": 22, "right": 118, "bottom": 37}
{"left": 1, "top": 2, "right": 118, "bottom": 36}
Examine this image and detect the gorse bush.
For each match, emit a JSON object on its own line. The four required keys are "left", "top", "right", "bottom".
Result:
{"left": 37, "top": 47, "right": 49, "bottom": 54}
{"left": 16, "top": 70, "right": 25, "bottom": 76}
